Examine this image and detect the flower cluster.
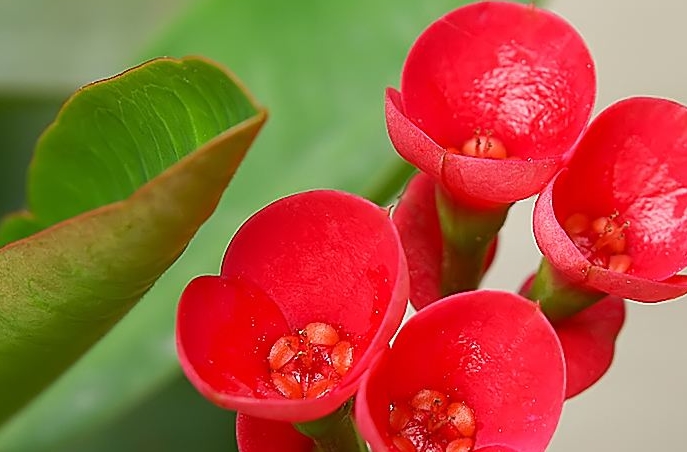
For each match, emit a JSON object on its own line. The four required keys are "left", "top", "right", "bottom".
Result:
{"left": 176, "top": 2, "right": 687, "bottom": 451}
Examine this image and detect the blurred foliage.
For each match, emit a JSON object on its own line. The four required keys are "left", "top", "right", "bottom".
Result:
{"left": 0, "top": 96, "right": 62, "bottom": 217}
{"left": 53, "top": 375, "right": 235, "bottom": 452}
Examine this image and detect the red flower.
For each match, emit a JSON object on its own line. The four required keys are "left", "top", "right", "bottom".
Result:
{"left": 386, "top": 1, "right": 595, "bottom": 207}
{"left": 520, "top": 276, "right": 626, "bottom": 398}
{"left": 356, "top": 290, "right": 565, "bottom": 452}
{"left": 393, "top": 172, "right": 497, "bottom": 311}
{"left": 533, "top": 97, "right": 687, "bottom": 301}
{"left": 176, "top": 190, "right": 409, "bottom": 422}
{"left": 236, "top": 413, "right": 313, "bottom": 452}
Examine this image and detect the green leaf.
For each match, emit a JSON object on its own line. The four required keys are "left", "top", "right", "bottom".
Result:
{"left": 0, "top": 1, "right": 530, "bottom": 450}
{"left": 0, "top": 56, "right": 266, "bottom": 425}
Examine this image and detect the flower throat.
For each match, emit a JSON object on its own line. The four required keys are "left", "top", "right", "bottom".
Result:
{"left": 267, "top": 322, "right": 353, "bottom": 399}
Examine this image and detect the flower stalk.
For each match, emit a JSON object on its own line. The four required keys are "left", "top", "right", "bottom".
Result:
{"left": 528, "top": 258, "right": 605, "bottom": 322}
{"left": 435, "top": 188, "right": 510, "bottom": 294}
{"left": 294, "top": 401, "right": 368, "bottom": 452}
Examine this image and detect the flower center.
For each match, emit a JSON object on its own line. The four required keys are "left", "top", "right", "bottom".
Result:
{"left": 388, "top": 389, "right": 476, "bottom": 452}
{"left": 267, "top": 322, "right": 354, "bottom": 399}
{"left": 563, "top": 211, "right": 632, "bottom": 273}
{"left": 447, "top": 129, "right": 507, "bottom": 159}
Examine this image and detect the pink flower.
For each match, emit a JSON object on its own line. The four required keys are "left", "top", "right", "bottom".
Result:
{"left": 387, "top": 1, "right": 595, "bottom": 207}
{"left": 176, "top": 190, "right": 409, "bottom": 422}
{"left": 534, "top": 97, "right": 687, "bottom": 301}
{"left": 356, "top": 290, "right": 565, "bottom": 452}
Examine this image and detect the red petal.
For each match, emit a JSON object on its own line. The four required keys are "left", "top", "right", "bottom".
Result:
{"left": 548, "top": 97, "right": 687, "bottom": 281}
{"left": 533, "top": 179, "right": 595, "bottom": 285}
{"left": 555, "top": 295, "right": 626, "bottom": 398}
{"left": 356, "top": 290, "right": 565, "bottom": 452}
{"left": 586, "top": 267, "right": 687, "bottom": 302}
{"left": 221, "top": 190, "right": 408, "bottom": 353}
{"left": 236, "top": 413, "right": 313, "bottom": 452}
{"left": 392, "top": 172, "right": 443, "bottom": 310}
{"left": 387, "top": 89, "right": 561, "bottom": 206}
{"left": 177, "top": 190, "right": 409, "bottom": 422}
{"left": 177, "top": 276, "right": 290, "bottom": 405}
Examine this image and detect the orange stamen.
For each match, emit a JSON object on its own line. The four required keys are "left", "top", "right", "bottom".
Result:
{"left": 304, "top": 377, "right": 334, "bottom": 399}
{"left": 411, "top": 389, "right": 448, "bottom": 412}
{"left": 608, "top": 254, "right": 632, "bottom": 274}
{"left": 563, "top": 213, "right": 590, "bottom": 235}
{"left": 446, "top": 438, "right": 475, "bottom": 452}
{"left": 460, "top": 131, "right": 507, "bottom": 159}
{"left": 564, "top": 210, "right": 632, "bottom": 273}
{"left": 302, "top": 322, "right": 339, "bottom": 345}
{"left": 331, "top": 340, "right": 354, "bottom": 376}
{"left": 389, "top": 389, "right": 476, "bottom": 452}
{"left": 446, "top": 402, "right": 476, "bottom": 437}
{"left": 268, "top": 335, "right": 299, "bottom": 370}
{"left": 267, "top": 322, "right": 352, "bottom": 400}
{"left": 271, "top": 372, "right": 303, "bottom": 399}
{"left": 389, "top": 404, "right": 413, "bottom": 432}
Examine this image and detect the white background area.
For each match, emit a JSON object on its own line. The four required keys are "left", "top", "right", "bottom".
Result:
{"left": 482, "top": 1, "right": 687, "bottom": 450}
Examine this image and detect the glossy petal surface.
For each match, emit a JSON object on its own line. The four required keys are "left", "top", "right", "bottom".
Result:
{"left": 356, "top": 290, "right": 565, "bottom": 452}
{"left": 534, "top": 97, "right": 687, "bottom": 301}
{"left": 387, "top": 1, "right": 595, "bottom": 205}
{"left": 177, "top": 190, "right": 409, "bottom": 422}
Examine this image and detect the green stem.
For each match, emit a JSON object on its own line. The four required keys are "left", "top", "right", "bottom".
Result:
{"left": 528, "top": 258, "right": 605, "bottom": 322}
{"left": 435, "top": 188, "right": 511, "bottom": 294}
{"left": 294, "top": 400, "right": 368, "bottom": 452}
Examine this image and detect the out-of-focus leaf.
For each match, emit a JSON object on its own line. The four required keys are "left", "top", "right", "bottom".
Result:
{"left": 0, "top": 56, "right": 266, "bottom": 424}
{"left": 0, "top": 96, "right": 62, "bottom": 218}
{"left": 53, "top": 375, "right": 235, "bottom": 452}
{"left": 0, "top": 1, "right": 530, "bottom": 450}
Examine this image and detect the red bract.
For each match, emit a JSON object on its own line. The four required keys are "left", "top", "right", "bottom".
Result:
{"left": 356, "top": 290, "right": 565, "bottom": 452}
{"left": 393, "top": 172, "right": 497, "bottom": 310}
{"left": 534, "top": 97, "right": 687, "bottom": 301}
{"left": 176, "top": 190, "right": 409, "bottom": 422}
{"left": 386, "top": 1, "right": 595, "bottom": 207}
{"left": 555, "top": 295, "right": 625, "bottom": 398}
{"left": 520, "top": 275, "right": 625, "bottom": 398}
{"left": 236, "top": 413, "right": 313, "bottom": 452}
